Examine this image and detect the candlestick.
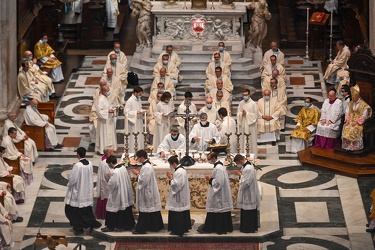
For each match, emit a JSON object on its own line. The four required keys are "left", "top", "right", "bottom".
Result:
{"left": 225, "top": 132, "right": 232, "bottom": 162}
{"left": 305, "top": 7, "right": 310, "bottom": 59}
{"left": 142, "top": 131, "right": 149, "bottom": 150}
{"left": 329, "top": 10, "right": 333, "bottom": 62}
{"left": 210, "top": 0, "right": 215, "bottom": 9}
{"left": 133, "top": 132, "right": 140, "bottom": 153}
{"left": 226, "top": 116, "right": 230, "bottom": 134}
{"left": 244, "top": 132, "right": 251, "bottom": 157}
{"left": 124, "top": 133, "right": 130, "bottom": 163}
{"left": 143, "top": 111, "right": 147, "bottom": 131}
{"left": 125, "top": 112, "right": 129, "bottom": 134}
{"left": 235, "top": 132, "right": 242, "bottom": 154}
{"left": 237, "top": 120, "right": 240, "bottom": 134}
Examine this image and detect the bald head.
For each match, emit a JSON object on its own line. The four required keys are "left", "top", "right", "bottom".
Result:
{"left": 205, "top": 97, "right": 213, "bottom": 104}
{"left": 263, "top": 89, "right": 271, "bottom": 96}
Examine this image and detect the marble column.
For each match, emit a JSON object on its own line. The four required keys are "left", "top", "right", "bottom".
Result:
{"left": 0, "top": 0, "right": 18, "bottom": 120}
{"left": 369, "top": 0, "right": 375, "bottom": 53}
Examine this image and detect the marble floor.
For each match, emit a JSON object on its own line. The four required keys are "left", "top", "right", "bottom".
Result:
{"left": 11, "top": 57, "right": 375, "bottom": 250}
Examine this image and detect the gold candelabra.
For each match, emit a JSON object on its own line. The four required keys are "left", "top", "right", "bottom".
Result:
{"left": 142, "top": 131, "right": 149, "bottom": 150}
{"left": 244, "top": 132, "right": 251, "bottom": 157}
{"left": 225, "top": 132, "right": 232, "bottom": 162}
{"left": 124, "top": 133, "right": 130, "bottom": 163}
{"left": 235, "top": 132, "right": 242, "bottom": 154}
{"left": 133, "top": 132, "right": 140, "bottom": 153}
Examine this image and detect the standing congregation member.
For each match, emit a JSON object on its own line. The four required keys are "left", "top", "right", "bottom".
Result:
{"left": 233, "top": 154, "right": 260, "bottom": 233}
{"left": 198, "top": 152, "right": 233, "bottom": 235}
{"left": 166, "top": 156, "right": 191, "bottom": 237}
{"left": 101, "top": 156, "right": 135, "bottom": 232}
{"left": 65, "top": 147, "right": 101, "bottom": 235}
{"left": 131, "top": 150, "right": 164, "bottom": 234}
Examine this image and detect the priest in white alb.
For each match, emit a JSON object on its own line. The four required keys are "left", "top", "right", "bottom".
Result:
{"left": 153, "top": 92, "right": 174, "bottom": 152}
{"left": 323, "top": 40, "right": 351, "bottom": 85}
{"left": 147, "top": 92, "right": 163, "bottom": 140}
{"left": 153, "top": 54, "right": 179, "bottom": 83}
{"left": 96, "top": 85, "right": 118, "bottom": 154}
{"left": 157, "top": 45, "right": 181, "bottom": 69}
{"left": 17, "top": 61, "right": 47, "bottom": 102}
{"left": 260, "top": 41, "right": 285, "bottom": 71}
{"left": 190, "top": 113, "right": 220, "bottom": 151}
{"left": 124, "top": 87, "right": 145, "bottom": 151}
{"left": 205, "top": 67, "right": 233, "bottom": 94}
{"left": 218, "top": 108, "right": 237, "bottom": 153}
{"left": 257, "top": 89, "right": 281, "bottom": 146}
{"left": 3, "top": 113, "right": 38, "bottom": 162}
{"left": 1, "top": 128, "right": 33, "bottom": 185}
{"left": 157, "top": 128, "right": 186, "bottom": 158}
{"left": 102, "top": 53, "right": 128, "bottom": 85}
{"left": 107, "top": 42, "right": 128, "bottom": 71}
{"left": 212, "top": 42, "right": 232, "bottom": 70}
{"left": 0, "top": 146, "right": 26, "bottom": 203}
{"left": 206, "top": 52, "right": 230, "bottom": 79}
{"left": 261, "top": 55, "right": 286, "bottom": 83}
{"left": 102, "top": 68, "right": 126, "bottom": 106}
{"left": 213, "top": 90, "right": 231, "bottom": 116}
{"left": 270, "top": 78, "right": 287, "bottom": 131}
{"left": 23, "top": 99, "right": 61, "bottom": 150}
{"left": 150, "top": 67, "right": 175, "bottom": 102}
{"left": 237, "top": 89, "right": 258, "bottom": 156}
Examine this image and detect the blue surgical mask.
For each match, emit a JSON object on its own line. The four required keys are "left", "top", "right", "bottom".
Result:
{"left": 215, "top": 60, "right": 220, "bottom": 64}
{"left": 32, "top": 106, "right": 38, "bottom": 111}
{"left": 29, "top": 56, "right": 33, "bottom": 61}
{"left": 138, "top": 95, "right": 142, "bottom": 100}
{"left": 42, "top": 39, "right": 48, "bottom": 43}
{"left": 243, "top": 96, "right": 249, "bottom": 101}
{"left": 340, "top": 91, "right": 344, "bottom": 96}
{"left": 163, "top": 60, "right": 168, "bottom": 65}
{"left": 206, "top": 104, "right": 212, "bottom": 109}
{"left": 111, "top": 59, "right": 117, "bottom": 65}
{"left": 305, "top": 102, "right": 311, "bottom": 108}
{"left": 265, "top": 96, "right": 270, "bottom": 101}
{"left": 114, "top": 49, "right": 120, "bottom": 53}
{"left": 165, "top": 99, "right": 170, "bottom": 103}
{"left": 106, "top": 91, "right": 110, "bottom": 96}
{"left": 218, "top": 46, "right": 224, "bottom": 52}
{"left": 14, "top": 117, "right": 18, "bottom": 123}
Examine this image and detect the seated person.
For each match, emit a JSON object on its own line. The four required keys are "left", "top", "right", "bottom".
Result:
{"left": 260, "top": 41, "right": 285, "bottom": 71}
{"left": 323, "top": 40, "right": 350, "bottom": 85}
{"left": 3, "top": 113, "right": 38, "bottom": 162}
{"left": 261, "top": 55, "right": 286, "bottom": 84}
{"left": 262, "top": 69, "right": 285, "bottom": 91}
{"left": 208, "top": 79, "right": 231, "bottom": 102}
{"left": 213, "top": 90, "right": 231, "bottom": 116}
{"left": 335, "top": 69, "right": 350, "bottom": 96}
{"left": 157, "top": 127, "right": 186, "bottom": 158}
{"left": 17, "top": 61, "right": 48, "bottom": 102}
{"left": 206, "top": 52, "right": 230, "bottom": 79}
{"left": 205, "top": 66, "right": 233, "bottom": 94}
{"left": 34, "top": 33, "right": 64, "bottom": 83}
{"left": 211, "top": 41, "right": 232, "bottom": 70}
{"left": 107, "top": 42, "right": 128, "bottom": 71}
{"left": 157, "top": 45, "right": 181, "bottom": 69}
{"left": 23, "top": 99, "right": 63, "bottom": 151}
{"left": 0, "top": 181, "right": 24, "bottom": 222}
{"left": 198, "top": 97, "right": 219, "bottom": 125}
{"left": 190, "top": 113, "right": 220, "bottom": 151}
{"left": 153, "top": 54, "right": 179, "bottom": 84}
{"left": 290, "top": 97, "right": 320, "bottom": 153}
{"left": 1, "top": 128, "right": 33, "bottom": 185}
{"left": 102, "top": 53, "right": 128, "bottom": 85}
{"left": 0, "top": 201, "right": 15, "bottom": 249}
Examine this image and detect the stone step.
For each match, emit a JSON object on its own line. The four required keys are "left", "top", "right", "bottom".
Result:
{"left": 139, "top": 56, "right": 253, "bottom": 67}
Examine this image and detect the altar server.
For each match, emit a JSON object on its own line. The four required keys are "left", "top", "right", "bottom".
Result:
{"left": 1, "top": 128, "right": 33, "bottom": 185}
{"left": 190, "top": 113, "right": 220, "bottom": 151}
{"left": 124, "top": 87, "right": 145, "bottom": 151}
{"left": 157, "top": 128, "right": 186, "bottom": 158}
{"left": 198, "top": 152, "right": 233, "bottom": 235}
{"left": 96, "top": 85, "right": 118, "bottom": 154}
{"left": 166, "top": 156, "right": 191, "bottom": 237}
{"left": 102, "top": 156, "right": 135, "bottom": 232}
{"left": 237, "top": 89, "right": 258, "bottom": 156}
{"left": 153, "top": 92, "right": 174, "bottom": 152}
{"left": 218, "top": 108, "right": 236, "bottom": 153}
{"left": 132, "top": 150, "right": 164, "bottom": 234}
{"left": 65, "top": 147, "right": 101, "bottom": 236}
{"left": 233, "top": 154, "right": 260, "bottom": 233}
{"left": 3, "top": 113, "right": 38, "bottom": 162}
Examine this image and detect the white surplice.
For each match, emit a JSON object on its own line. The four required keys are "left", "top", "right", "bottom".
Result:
{"left": 166, "top": 166, "right": 190, "bottom": 212}
{"left": 237, "top": 162, "right": 260, "bottom": 210}
{"left": 219, "top": 116, "right": 237, "bottom": 153}
{"left": 237, "top": 99, "right": 258, "bottom": 157}
{"left": 153, "top": 102, "right": 174, "bottom": 152}
{"left": 189, "top": 122, "right": 220, "bottom": 151}
{"left": 157, "top": 134, "right": 186, "bottom": 155}
{"left": 124, "top": 95, "right": 145, "bottom": 152}
{"left": 316, "top": 98, "right": 343, "bottom": 138}
{"left": 96, "top": 159, "right": 112, "bottom": 200}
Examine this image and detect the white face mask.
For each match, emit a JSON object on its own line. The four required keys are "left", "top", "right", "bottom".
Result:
{"left": 163, "top": 60, "right": 168, "bottom": 65}
{"left": 264, "top": 96, "right": 270, "bottom": 101}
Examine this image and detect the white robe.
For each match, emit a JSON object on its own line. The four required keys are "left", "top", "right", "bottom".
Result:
{"left": 237, "top": 162, "right": 260, "bottom": 210}
{"left": 106, "top": 165, "right": 134, "bottom": 212}
{"left": 261, "top": 49, "right": 285, "bottom": 70}
{"left": 189, "top": 122, "right": 220, "bottom": 151}
{"left": 166, "top": 166, "right": 190, "bottom": 212}
{"left": 157, "top": 134, "right": 186, "bottom": 154}
{"left": 23, "top": 105, "right": 58, "bottom": 147}
{"left": 316, "top": 98, "right": 343, "bottom": 139}
{"left": 237, "top": 99, "right": 258, "bottom": 157}
{"left": 147, "top": 100, "right": 157, "bottom": 136}
{"left": 65, "top": 159, "right": 94, "bottom": 208}
{"left": 136, "top": 160, "right": 162, "bottom": 213}
{"left": 153, "top": 102, "right": 174, "bottom": 152}
{"left": 103, "top": 75, "right": 127, "bottom": 106}
{"left": 1, "top": 135, "right": 33, "bottom": 176}
{"left": 205, "top": 75, "right": 233, "bottom": 94}
{"left": 0, "top": 203, "right": 13, "bottom": 246}
{"left": 0, "top": 158, "right": 26, "bottom": 193}
{"left": 177, "top": 102, "right": 198, "bottom": 137}
{"left": 198, "top": 106, "right": 219, "bottom": 125}
{"left": 0, "top": 182, "right": 20, "bottom": 218}
{"left": 3, "top": 119, "right": 38, "bottom": 162}
{"left": 157, "top": 51, "right": 182, "bottom": 68}
{"left": 206, "top": 61, "right": 230, "bottom": 79}
{"left": 211, "top": 50, "right": 232, "bottom": 68}
{"left": 96, "top": 159, "right": 112, "bottom": 199}
{"left": 107, "top": 51, "right": 128, "bottom": 71}
{"left": 262, "top": 63, "right": 286, "bottom": 83}
{"left": 106, "top": 0, "right": 118, "bottom": 28}
{"left": 124, "top": 95, "right": 145, "bottom": 152}
{"left": 96, "top": 95, "right": 118, "bottom": 154}
{"left": 213, "top": 98, "right": 231, "bottom": 116}
{"left": 257, "top": 97, "right": 281, "bottom": 143}
{"left": 149, "top": 76, "right": 175, "bottom": 102}
{"left": 102, "top": 62, "right": 128, "bottom": 85}
{"left": 206, "top": 161, "right": 233, "bottom": 212}
{"left": 153, "top": 62, "right": 179, "bottom": 80}
{"left": 219, "top": 116, "right": 237, "bottom": 153}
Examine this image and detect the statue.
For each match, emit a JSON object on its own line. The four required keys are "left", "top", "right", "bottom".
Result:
{"left": 131, "top": 0, "right": 152, "bottom": 51}
{"left": 247, "top": 0, "right": 271, "bottom": 50}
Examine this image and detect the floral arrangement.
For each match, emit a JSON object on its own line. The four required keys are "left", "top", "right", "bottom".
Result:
{"left": 124, "top": 156, "right": 141, "bottom": 167}
{"left": 224, "top": 157, "right": 262, "bottom": 171}
{"left": 223, "top": 160, "right": 238, "bottom": 169}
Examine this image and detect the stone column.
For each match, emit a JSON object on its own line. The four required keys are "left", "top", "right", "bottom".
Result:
{"left": 0, "top": 0, "right": 18, "bottom": 120}
{"left": 369, "top": 0, "right": 375, "bottom": 52}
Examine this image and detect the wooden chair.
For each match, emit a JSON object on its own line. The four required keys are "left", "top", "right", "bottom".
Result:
{"left": 38, "top": 102, "right": 56, "bottom": 124}
{"left": 0, "top": 176, "right": 14, "bottom": 192}
{"left": 0, "top": 194, "right": 3, "bottom": 206}
{"left": 4, "top": 158, "right": 21, "bottom": 176}
{"left": 14, "top": 141, "right": 24, "bottom": 153}
{"left": 23, "top": 124, "right": 45, "bottom": 151}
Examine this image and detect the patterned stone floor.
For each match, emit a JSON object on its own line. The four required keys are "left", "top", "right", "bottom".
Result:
{"left": 12, "top": 56, "right": 375, "bottom": 250}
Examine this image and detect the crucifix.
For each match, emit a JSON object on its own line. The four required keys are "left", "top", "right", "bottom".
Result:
{"left": 173, "top": 101, "right": 197, "bottom": 166}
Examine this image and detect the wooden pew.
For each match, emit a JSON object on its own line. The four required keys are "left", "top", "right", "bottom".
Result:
{"left": 37, "top": 102, "right": 56, "bottom": 124}
{"left": 0, "top": 176, "right": 14, "bottom": 192}
{"left": 14, "top": 141, "right": 24, "bottom": 153}
{"left": 23, "top": 124, "right": 45, "bottom": 151}
{"left": 0, "top": 193, "right": 3, "bottom": 206}
{"left": 3, "top": 158, "right": 20, "bottom": 176}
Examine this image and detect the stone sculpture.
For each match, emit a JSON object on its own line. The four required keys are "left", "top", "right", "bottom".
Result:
{"left": 131, "top": 0, "right": 152, "bottom": 51}
{"left": 248, "top": 0, "right": 271, "bottom": 50}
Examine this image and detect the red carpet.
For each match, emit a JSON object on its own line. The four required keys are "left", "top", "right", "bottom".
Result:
{"left": 114, "top": 242, "right": 259, "bottom": 250}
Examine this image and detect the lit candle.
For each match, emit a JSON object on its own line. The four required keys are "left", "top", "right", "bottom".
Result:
{"left": 227, "top": 115, "right": 230, "bottom": 134}
{"left": 144, "top": 111, "right": 147, "bottom": 132}
{"left": 237, "top": 119, "right": 240, "bottom": 133}
{"left": 306, "top": 7, "right": 309, "bottom": 33}
{"left": 125, "top": 112, "right": 129, "bottom": 134}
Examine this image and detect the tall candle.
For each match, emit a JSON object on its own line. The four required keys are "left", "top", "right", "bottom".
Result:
{"left": 125, "top": 112, "right": 129, "bottom": 134}
{"left": 306, "top": 7, "right": 309, "bottom": 32}
{"left": 144, "top": 111, "right": 147, "bottom": 132}
{"left": 237, "top": 119, "right": 240, "bottom": 133}
{"left": 227, "top": 115, "right": 230, "bottom": 134}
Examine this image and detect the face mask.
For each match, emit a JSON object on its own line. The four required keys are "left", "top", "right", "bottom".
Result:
{"left": 273, "top": 86, "right": 277, "bottom": 89}
{"left": 265, "top": 96, "right": 270, "bottom": 101}
{"left": 171, "top": 134, "right": 178, "bottom": 139}
{"left": 186, "top": 100, "right": 191, "bottom": 106}
{"left": 272, "top": 48, "right": 279, "bottom": 52}
{"left": 340, "top": 91, "right": 345, "bottom": 96}
{"left": 29, "top": 56, "right": 33, "bottom": 61}
{"left": 114, "top": 49, "right": 120, "bottom": 53}
{"left": 201, "top": 121, "right": 207, "bottom": 126}
{"left": 165, "top": 99, "right": 170, "bottom": 103}
{"left": 111, "top": 59, "right": 117, "bottom": 65}
{"left": 305, "top": 102, "right": 311, "bottom": 108}
{"left": 138, "top": 95, "right": 142, "bottom": 100}
{"left": 218, "top": 46, "right": 224, "bottom": 52}
{"left": 215, "top": 60, "right": 220, "bottom": 64}
{"left": 163, "top": 60, "right": 168, "bottom": 65}
{"left": 243, "top": 96, "right": 249, "bottom": 101}
{"left": 206, "top": 104, "right": 212, "bottom": 109}
{"left": 13, "top": 117, "right": 18, "bottom": 123}
{"left": 168, "top": 53, "right": 172, "bottom": 57}
{"left": 42, "top": 39, "right": 48, "bottom": 43}
{"left": 32, "top": 106, "right": 38, "bottom": 111}
{"left": 106, "top": 91, "right": 110, "bottom": 96}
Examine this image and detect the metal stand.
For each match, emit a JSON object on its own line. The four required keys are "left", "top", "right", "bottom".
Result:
{"left": 225, "top": 132, "right": 232, "bottom": 161}
{"left": 142, "top": 131, "right": 148, "bottom": 150}
{"left": 124, "top": 133, "right": 130, "bottom": 163}
{"left": 235, "top": 132, "right": 242, "bottom": 155}
{"left": 133, "top": 132, "right": 139, "bottom": 153}
{"left": 305, "top": 7, "right": 310, "bottom": 59}
{"left": 244, "top": 133, "right": 251, "bottom": 157}
{"left": 328, "top": 10, "right": 333, "bottom": 62}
